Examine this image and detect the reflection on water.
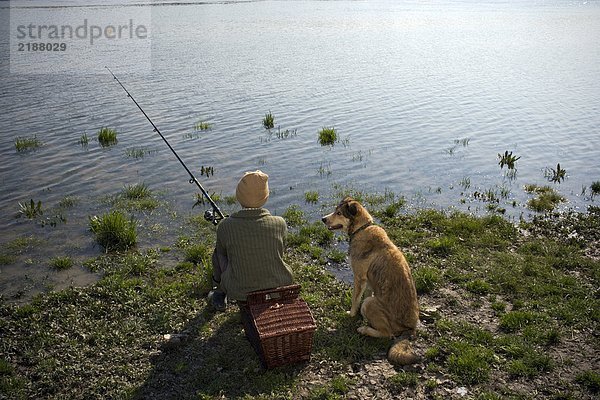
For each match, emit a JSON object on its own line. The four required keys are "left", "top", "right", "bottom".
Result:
{"left": 1, "top": 0, "right": 599, "bottom": 301}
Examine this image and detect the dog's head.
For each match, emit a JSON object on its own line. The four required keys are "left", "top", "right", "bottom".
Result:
{"left": 321, "top": 196, "right": 370, "bottom": 233}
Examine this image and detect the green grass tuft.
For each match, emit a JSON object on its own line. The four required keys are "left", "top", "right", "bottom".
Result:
{"left": 125, "top": 147, "right": 156, "bottom": 159}
{"left": 89, "top": 210, "right": 137, "bottom": 251}
{"left": 425, "top": 236, "right": 456, "bottom": 257}
{"left": 590, "top": 181, "right": 600, "bottom": 197}
{"left": 381, "top": 199, "right": 406, "bottom": 218}
{"left": 50, "top": 256, "right": 74, "bottom": 271}
{"left": 184, "top": 243, "right": 211, "bottom": 265}
{"left": 194, "top": 120, "right": 213, "bottom": 131}
{"left": 499, "top": 310, "right": 543, "bottom": 333}
{"left": 0, "top": 254, "right": 16, "bottom": 265}
{"left": 58, "top": 195, "right": 79, "bottom": 208}
{"left": 524, "top": 184, "right": 565, "bottom": 212}
{"left": 464, "top": 279, "right": 492, "bottom": 295}
{"left": 304, "top": 191, "right": 319, "bottom": 203}
{"left": 447, "top": 342, "right": 495, "bottom": 384}
{"left": 318, "top": 127, "right": 338, "bottom": 146}
{"left": 413, "top": 266, "right": 442, "bottom": 294}
{"left": 122, "top": 183, "right": 151, "bottom": 200}
{"left": 97, "top": 127, "right": 118, "bottom": 147}
{"left": 327, "top": 248, "right": 347, "bottom": 263}
{"left": 387, "top": 371, "right": 419, "bottom": 392}
{"left": 109, "top": 183, "right": 159, "bottom": 211}
{"left": 79, "top": 133, "right": 89, "bottom": 147}
{"left": 15, "top": 135, "right": 43, "bottom": 152}
{"left": 507, "top": 350, "right": 554, "bottom": 378}
{"left": 306, "top": 376, "right": 353, "bottom": 400}
{"left": 262, "top": 111, "right": 275, "bottom": 129}
{"left": 576, "top": 370, "right": 600, "bottom": 393}
{"left": 282, "top": 205, "right": 306, "bottom": 227}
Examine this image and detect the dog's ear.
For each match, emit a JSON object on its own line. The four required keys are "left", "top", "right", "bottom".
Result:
{"left": 341, "top": 196, "right": 354, "bottom": 204}
{"left": 347, "top": 202, "right": 358, "bottom": 217}
{"left": 341, "top": 199, "right": 358, "bottom": 218}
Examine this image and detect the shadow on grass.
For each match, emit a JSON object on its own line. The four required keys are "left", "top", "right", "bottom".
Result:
{"left": 133, "top": 304, "right": 306, "bottom": 399}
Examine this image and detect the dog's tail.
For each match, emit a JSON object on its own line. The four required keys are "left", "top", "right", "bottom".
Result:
{"left": 387, "top": 338, "right": 421, "bottom": 366}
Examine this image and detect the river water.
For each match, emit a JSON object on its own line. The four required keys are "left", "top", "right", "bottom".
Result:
{"left": 1, "top": 0, "right": 599, "bottom": 300}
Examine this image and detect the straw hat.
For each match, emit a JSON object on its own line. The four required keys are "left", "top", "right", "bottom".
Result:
{"left": 236, "top": 170, "right": 269, "bottom": 208}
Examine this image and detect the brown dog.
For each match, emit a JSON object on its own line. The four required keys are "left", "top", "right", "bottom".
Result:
{"left": 322, "top": 196, "right": 420, "bottom": 365}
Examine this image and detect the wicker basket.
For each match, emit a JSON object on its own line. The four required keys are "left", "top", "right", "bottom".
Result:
{"left": 240, "top": 284, "right": 316, "bottom": 369}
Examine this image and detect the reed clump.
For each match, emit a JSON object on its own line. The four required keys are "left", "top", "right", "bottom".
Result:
{"left": 318, "top": 127, "right": 337, "bottom": 146}
{"left": 97, "top": 127, "right": 118, "bottom": 147}
{"left": 262, "top": 111, "right": 275, "bottom": 129}
{"left": 15, "top": 135, "right": 43, "bottom": 152}
{"left": 79, "top": 133, "right": 89, "bottom": 147}
{"left": 194, "top": 121, "right": 213, "bottom": 131}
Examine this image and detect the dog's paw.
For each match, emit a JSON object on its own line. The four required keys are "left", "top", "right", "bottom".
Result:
{"left": 357, "top": 326, "right": 369, "bottom": 335}
{"left": 346, "top": 310, "right": 357, "bottom": 317}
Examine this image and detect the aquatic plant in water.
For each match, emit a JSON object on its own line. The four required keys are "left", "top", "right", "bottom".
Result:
{"left": 460, "top": 177, "right": 471, "bottom": 190}
{"left": 263, "top": 111, "right": 275, "bottom": 129}
{"left": 14, "top": 135, "right": 42, "bottom": 152}
{"left": 126, "top": 147, "right": 156, "bottom": 159}
{"left": 89, "top": 210, "right": 137, "bottom": 251}
{"left": 97, "top": 127, "right": 118, "bottom": 147}
{"left": 318, "top": 127, "right": 337, "bottom": 146}
{"left": 122, "top": 183, "right": 151, "bottom": 199}
{"left": 18, "top": 199, "right": 43, "bottom": 219}
{"left": 591, "top": 181, "right": 600, "bottom": 197}
{"left": 498, "top": 151, "right": 520, "bottom": 170}
{"left": 193, "top": 191, "right": 221, "bottom": 209}
{"left": 544, "top": 163, "right": 566, "bottom": 184}
{"left": 318, "top": 162, "right": 332, "bottom": 177}
{"left": 304, "top": 191, "right": 319, "bottom": 203}
{"left": 275, "top": 127, "right": 297, "bottom": 139}
{"left": 200, "top": 166, "right": 214, "bottom": 178}
{"left": 194, "top": 120, "right": 213, "bottom": 131}
{"left": 79, "top": 133, "right": 89, "bottom": 147}
{"left": 454, "top": 138, "right": 471, "bottom": 147}
{"left": 50, "top": 256, "right": 73, "bottom": 271}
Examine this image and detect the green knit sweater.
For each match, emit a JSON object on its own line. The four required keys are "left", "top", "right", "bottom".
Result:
{"left": 213, "top": 208, "right": 294, "bottom": 301}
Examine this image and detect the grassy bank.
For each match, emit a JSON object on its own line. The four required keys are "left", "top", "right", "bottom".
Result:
{"left": 1, "top": 201, "right": 599, "bottom": 399}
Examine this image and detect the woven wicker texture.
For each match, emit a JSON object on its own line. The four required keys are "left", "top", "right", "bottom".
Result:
{"left": 241, "top": 284, "right": 316, "bottom": 369}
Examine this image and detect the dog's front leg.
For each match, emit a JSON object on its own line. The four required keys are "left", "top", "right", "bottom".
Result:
{"left": 348, "top": 278, "right": 367, "bottom": 317}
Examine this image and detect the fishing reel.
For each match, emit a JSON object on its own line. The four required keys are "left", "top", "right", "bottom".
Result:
{"left": 204, "top": 209, "right": 218, "bottom": 225}
{"left": 204, "top": 209, "right": 225, "bottom": 225}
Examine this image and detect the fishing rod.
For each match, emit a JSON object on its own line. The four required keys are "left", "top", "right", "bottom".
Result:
{"left": 105, "top": 66, "right": 225, "bottom": 225}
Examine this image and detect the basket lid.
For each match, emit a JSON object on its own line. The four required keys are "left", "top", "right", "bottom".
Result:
{"left": 250, "top": 299, "right": 316, "bottom": 339}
